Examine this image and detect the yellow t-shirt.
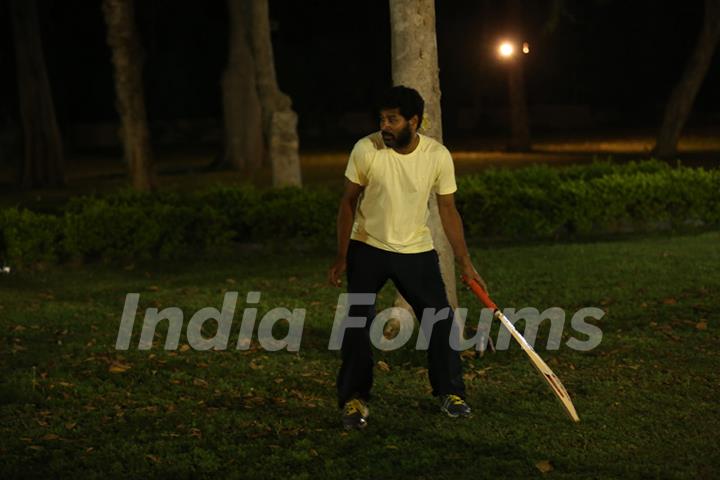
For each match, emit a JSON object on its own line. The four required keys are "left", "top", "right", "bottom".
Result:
{"left": 344, "top": 131, "right": 457, "bottom": 254}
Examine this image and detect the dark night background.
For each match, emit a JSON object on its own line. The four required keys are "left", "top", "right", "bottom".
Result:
{"left": 0, "top": 0, "right": 718, "bottom": 151}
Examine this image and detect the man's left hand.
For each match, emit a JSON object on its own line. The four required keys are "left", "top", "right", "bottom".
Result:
{"left": 457, "top": 257, "right": 488, "bottom": 292}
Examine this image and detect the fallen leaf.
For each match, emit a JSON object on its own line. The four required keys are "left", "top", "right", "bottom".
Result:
{"left": 535, "top": 460, "right": 554, "bottom": 473}
{"left": 662, "top": 298, "right": 678, "bottom": 305}
{"left": 41, "top": 433, "right": 60, "bottom": 441}
{"left": 147, "top": 285, "right": 160, "bottom": 292}
{"left": 377, "top": 361, "right": 390, "bottom": 372}
{"left": 64, "top": 422, "right": 77, "bottom": 430}
{"left": 179, "top": 344, "right": 191, "bottom": 353}
{"left": 145, "top": 454, "right": 161, "bottom": 464}
{"left": 696, "top": 321, "right": 708, "bottom": 331}
{"left": 460, "top": 350, "right": 476, "bottom": 360}
{"left": 108, "top": 362, "right": 131, "bottom": 373}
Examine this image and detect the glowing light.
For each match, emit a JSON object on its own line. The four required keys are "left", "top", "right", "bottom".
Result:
{"left": 522, "top": 42, "right": 530, "bottom": 54}
{"left": 498, "top": 41, "right": 515, "bottom": 58}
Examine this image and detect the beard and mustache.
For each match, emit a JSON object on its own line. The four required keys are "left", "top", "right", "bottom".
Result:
{"left": 381, "top": 123, "right": 413, "bottom": 149}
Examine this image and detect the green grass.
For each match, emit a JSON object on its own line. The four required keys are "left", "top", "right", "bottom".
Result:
{"left": 1, "top": 232, "right": 719, "bottom": 479}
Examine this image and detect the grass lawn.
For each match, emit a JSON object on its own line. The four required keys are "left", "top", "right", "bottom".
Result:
{"left": 1, "top": 232, "right": 718, "bottom": 479}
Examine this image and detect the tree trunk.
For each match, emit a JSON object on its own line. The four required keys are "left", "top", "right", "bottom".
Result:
{"left": 247, "top": 0, "right": 301, "bottom": 187}
{"left": 102, "top": 0, "right": 156, "bottom": 191}
{"left": 655, "top": 0, "right": 720, "bottom": 158}
{"left": 9, "top": 0, "right": 64, "bottom": 189}
{"left": 507, "top": 56, "right": 531, "bottom": 151}
{"left": 269, "top": 110, "right": 301, "bottom": 187}
{"left": 506, "top": 0, "right": 530, "bottom": 151}
{"left": 388, "top": 0, "right": 458, "bottom": 314}
{"left": 222, "top": 0, "right": 263, "bottom": 171}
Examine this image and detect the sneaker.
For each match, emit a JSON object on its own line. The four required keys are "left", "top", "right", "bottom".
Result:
{"left": 439, "top": 394, "right": 472, "bottom": 418}
{"left": 342, "top": 398, "right": 369, "bottom": 430}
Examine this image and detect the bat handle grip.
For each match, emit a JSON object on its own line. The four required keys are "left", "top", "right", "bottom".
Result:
{"left": 461, "top": 275, "right": 498, "bottom": 311}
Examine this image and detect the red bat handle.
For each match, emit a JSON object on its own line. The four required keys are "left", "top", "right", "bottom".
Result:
{"left": 461, "top": 275, "right": 498, "bottom": 311}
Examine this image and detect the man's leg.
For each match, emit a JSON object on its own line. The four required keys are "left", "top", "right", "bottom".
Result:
{"left": 336, "top": 241, "right": 390, "bottom": 409}
{"left": 390, "top": 250, "right": 465, "bottom": 400}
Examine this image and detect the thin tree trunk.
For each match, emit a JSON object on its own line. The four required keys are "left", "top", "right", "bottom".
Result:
{"left": 247, "top": 0, "right": 301, "bottom": 187}
{"left": 9, "top": 0, "right": 64, "bottom": 189}
{"left": 222, "top": 0, "right": 263, "bottom": 171}
{"left": 102, "top": 0, "right": 156, "bottom": 191}
{"left": 507, "top": 57, "right": 531, "bottom": 151}
{"left": 655, "top": 0, "right": 720, "bottom": 158}
{"left": 506, "top": 0, "right": 530, "bottom": 151}
{"left": 388, "top": 0, "right": 458, "bottom": 314}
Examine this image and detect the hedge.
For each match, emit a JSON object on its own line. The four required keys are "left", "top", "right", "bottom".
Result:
{"left": 1, "top": 160, "right": 718, "bottom": 266}
{"left": 455, "top": 161, "right": 720, "bottom": 238}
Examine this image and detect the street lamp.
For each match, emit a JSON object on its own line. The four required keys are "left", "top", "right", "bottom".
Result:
{"left": 497, "top": 40, "right": 529, "bottom": 59}
{"left": 498, "top": 41, "right": 515, "bottom": 58}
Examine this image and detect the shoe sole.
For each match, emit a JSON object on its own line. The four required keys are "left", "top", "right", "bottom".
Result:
{"left": 440, "top": 407, "right": 472, "bottom": 418}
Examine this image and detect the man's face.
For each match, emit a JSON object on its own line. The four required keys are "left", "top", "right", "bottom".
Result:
{"left": 379, "top": 108, "right": 416, "bottom": 149}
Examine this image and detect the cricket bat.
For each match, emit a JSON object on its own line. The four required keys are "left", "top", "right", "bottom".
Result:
{"left": 463, "top": 276, "right": 580, "bottom": 422}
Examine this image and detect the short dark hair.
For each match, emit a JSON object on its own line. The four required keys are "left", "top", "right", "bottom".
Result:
{"left": 378, "top": 86, "right": 424, "bottom": 129}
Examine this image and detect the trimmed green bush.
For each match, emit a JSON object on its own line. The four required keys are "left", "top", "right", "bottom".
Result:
{"left": 455, "top": 161, "right": 720, "bottom": 239}
{"left": 0, "top": 160, "right": 718, "bottom": 266}
{"left": 0, "top": 208, "right": 63, "bottom": 266}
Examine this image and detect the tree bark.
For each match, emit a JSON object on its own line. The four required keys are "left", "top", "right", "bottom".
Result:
{"left": 247, "top": 0, "right": 301, "bottom": 187}
{"left": 222, "top": 0, "right": 263, "bottom": 171}
{"left": 388, "top": 0, "right": 458, "bottom": 313}
{"left": 655, "top": 0, "right": 720, "bottom": 158}
{"left": 9, "top": 0, "right": 64, "bottom": 189}
{"left": 102, "top": 0, "right": 156, "bottom": 191}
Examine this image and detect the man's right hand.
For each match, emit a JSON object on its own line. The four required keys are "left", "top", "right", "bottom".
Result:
{"left": 328, "top": 257, "right": 346, "bottom": 287}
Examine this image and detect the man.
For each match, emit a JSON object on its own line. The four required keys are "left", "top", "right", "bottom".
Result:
{"left": 327, "top": 86, "right": 486, "bottom": 430}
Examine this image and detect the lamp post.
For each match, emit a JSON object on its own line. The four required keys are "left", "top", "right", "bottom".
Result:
{"left": 497, "top": 39, "right": 531, "bottom": 151}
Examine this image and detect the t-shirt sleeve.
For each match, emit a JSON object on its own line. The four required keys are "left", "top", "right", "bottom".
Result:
{"left": 344, "top": 143, "right": 369, "bottom": 186}
{"left": 434, "top": 149, "right": 457, "bottom": 195}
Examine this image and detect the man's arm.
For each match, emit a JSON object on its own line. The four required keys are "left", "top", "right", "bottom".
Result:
{"left": 436, "top": 193, "right": 488, "bottom": 291}
{"left": 328, "top": 179, "right": 364, "bottom": 287}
